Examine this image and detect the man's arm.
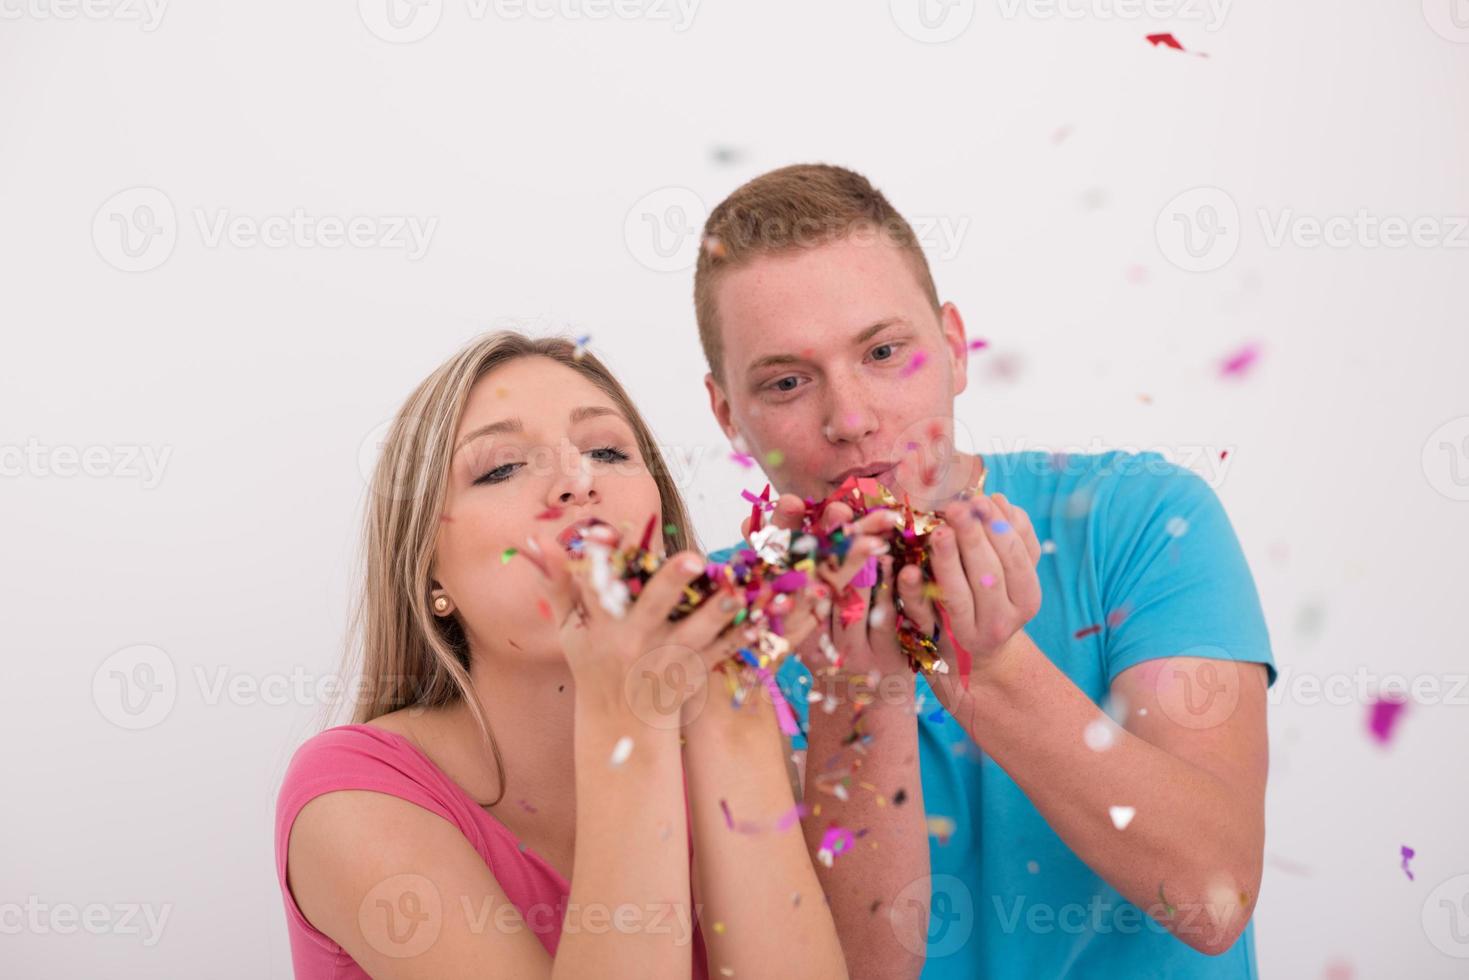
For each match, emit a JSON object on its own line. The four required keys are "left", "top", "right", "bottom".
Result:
{"left": 943, "top": 641, "right": 1267, "bottom": 954}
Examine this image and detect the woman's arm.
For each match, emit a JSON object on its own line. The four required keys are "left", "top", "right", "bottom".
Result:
{"left": 681, "top": 670, "right": 848, "bottom": 980}
{"left": 287, "top": 704, "right": 690, "bottom": 980}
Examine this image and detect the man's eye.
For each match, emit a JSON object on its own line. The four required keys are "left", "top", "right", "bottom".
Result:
{"left": 474, "top": 462, "right": 522, "bottom": 486}
{"left": 871, "top": 343, "right": 899, "bottom": 362}
{"left": 771, "top": 376, "right": 801, "bottom": 393}
{"left": 588, "top": 446, "right": 631, "bottom": 464}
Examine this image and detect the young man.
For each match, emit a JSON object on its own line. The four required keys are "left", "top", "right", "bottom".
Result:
{"left": 697, "top": 165, "right": 1275, "bottom": 980}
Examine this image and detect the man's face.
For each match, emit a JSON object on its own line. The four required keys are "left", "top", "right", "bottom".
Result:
{"left": 706, "top": 232, "right": 975, "bottom": 505}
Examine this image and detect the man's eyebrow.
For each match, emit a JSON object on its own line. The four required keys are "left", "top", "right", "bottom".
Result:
{"left": 744, "top": 318, "right": 910, "bottom": 377}
{"left": 455, "top": 406, "right": 625, "bottom": 455}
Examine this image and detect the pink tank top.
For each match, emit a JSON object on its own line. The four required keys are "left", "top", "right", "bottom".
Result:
{"left": 274, "top": 724, "right": 708, "bottom": 979}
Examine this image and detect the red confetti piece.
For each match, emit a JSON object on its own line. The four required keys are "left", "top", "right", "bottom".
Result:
{"left": 1146, "top": 32, "right": 1183, "bottom": 50}
{"left": 534, "top": 506, "right": 564, "bottom": 520}
{"left": 536, "top": 597, "right": 553, "bottom": 621}
{"left": 1368, "top": 695, "right": 1407, "bottom": 745}
{"left": 934, "top": 600, "right": 972, "bottom": 690}
{"left": 1106, "top": 604, "right": 1132, "bottom": 628}
{"left": 1220, "top": 450, "right": 1230, "bottom": 462}
{"left": 1074, "top": 624, "right": 1103, "bottom": 639}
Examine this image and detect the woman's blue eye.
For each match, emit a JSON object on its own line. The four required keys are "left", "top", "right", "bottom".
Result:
{"left": 589, "top": 446, "right": 631, "bottom": 464}
{"left": 474, "top": 462, "right": 521, "bottom": 486}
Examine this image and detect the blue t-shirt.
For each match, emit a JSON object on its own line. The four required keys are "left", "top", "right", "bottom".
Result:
{"left": 711, "top": 450, "right": 1276, "bottom": 979}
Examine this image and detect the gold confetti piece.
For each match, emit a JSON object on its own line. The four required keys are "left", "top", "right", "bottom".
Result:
{"left": 713, "top": 921, "right": 726, "bottom": 934}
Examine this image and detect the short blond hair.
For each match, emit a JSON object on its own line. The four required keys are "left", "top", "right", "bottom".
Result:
{"left": 694, "top": 163, "right": 941, "bottom": 382}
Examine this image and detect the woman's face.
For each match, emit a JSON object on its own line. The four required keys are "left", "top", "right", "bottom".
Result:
{"left": 433, "top": 356, "right": 665, "bottom": 661}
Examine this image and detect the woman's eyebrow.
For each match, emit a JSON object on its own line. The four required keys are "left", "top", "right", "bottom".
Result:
{"left": 454, "top": 406, "right": 625, "bottom": 456}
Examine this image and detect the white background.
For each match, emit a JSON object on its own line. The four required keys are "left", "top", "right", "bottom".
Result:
{"left": 2, "top": 0, "right": 1467, "bottom": 976}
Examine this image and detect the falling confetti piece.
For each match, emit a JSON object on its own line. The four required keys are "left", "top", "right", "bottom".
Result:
{"left": 1146, "top": 32, "right": 1183, "bottom": 50}
{"left": 765, "top": 449, "right": 785, "bottom": 468}
{"left": 536, "top": 597, "right": 553, "bottom": 622}
{"left": 1075, "top": 624, "right": 1102, "bottom": 639}
{"left": 899, "top": 351, "right": 929, "bottom": 378}
{"left": 1219, "top": 449, "right": 1230, "bottom": 462}
{"left": 1040, "top": 540, "right": 1056, "bottom": 555}
{"left": 893, "top": 788, "right": 908, "bottom": 806}
{"left": 1400, "top": 845, "right": 1416, "bottom": 881}
{"left": 967, "top": 338, "right": 989, "bottom": 351}
{"left": 730, "top": 452, "right": 755, "bottom": 468}
{"left": 990, "top": 520, "right": 1011, "bottom": 534}
{"left": 1368, "top": 696, "right": 1408, "bottom": 745}
{"left": 517, "top": 798, "right": 538, "bottom": 813}
{"left": 535, "top": 506, "right": 564, "bottom": 520}
{"left": 1125, "top": 264, "right": 1149, "bottom": 284}
{"left": 927, "top": 815, "right": 956, "bottom": 844}
{"left": 1106, "top": 605, "right": 1132, "bottom": 628}
{"left": 572, "top": 334, "right": 592, "bottom": 360}
{"left": 979, "top": 573, "right": 997, "bottom": 589}
{"left": 817, "top": 825, "right": 858, "bottom": 866}
{"left": 1220, "top": 342, "right": 1261, "bottom": 378}
{"left": 1083, "top": 717, "right": 1117, "bottom": 752}
{"left": 1109, "top": 806, "right": 1136, "bottom": 830}
{"left": 1165, "top": 516, "right": 1190, "bottom": 538}
{"left": 1158, "top": 883, "right": 1176, "bottom": 917}
{"left": 501, "top": 547, "right": 518, "bottom": 564}
{"left": 712, "top": 921, "right": 726, "bottom": 934}
{"left": 710, "top": 145, "right": 744, "bottom": 165}
{"left": 1026, "top": 860, "right": 1040, "bottom": 874}
{"left": 609, "top": 736, "right": 633, "bottom": 767}
{"left": 1051, "top": 124, "right": 1073, "bottom": 144}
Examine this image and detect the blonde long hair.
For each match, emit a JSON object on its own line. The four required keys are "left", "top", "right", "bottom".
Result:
{"left": 348, "top": 331, "right": 696, "bottom": 805}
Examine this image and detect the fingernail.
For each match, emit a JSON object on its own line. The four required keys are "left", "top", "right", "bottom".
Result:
{"left": 680, "top": 556, "right": 704, "bottom": 573}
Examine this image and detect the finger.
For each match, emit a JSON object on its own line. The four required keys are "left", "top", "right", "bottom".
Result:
{"left": 944, "top": 500, "right": 1005, "bottom": 620}
{"left": 628, "top": 550, "right": 709, "bottom": 629}
{"left": 991, "top": 493, "right": 1041, "bottom": 565}
{"left": 668, "top": 587, "right": 749, "bottom": 652}
{"left": 771, "top": 494, "right": 807, "bottom": 532}
{"left": 525, "top": 533, "right": 582, "bottom": 627}
{"left": 820, "top": 501, "right": 855, "bottom": 533}
{"left": 869, "top": 555, "right": 899, "bottom": 639}
{"left": 896, "top": 561, "right": 936, "bottom": 636}
{"left": 975, "top": 496, "right": 1042, "bottom": 618}
{"left": 819, "top": 534, "right": 889, "bottom": 593}
{"left": 851, "top": 507, "right": 903, "bottom": 538}
{"left": 925, "top": 521, "right": 976, "bottom": 628}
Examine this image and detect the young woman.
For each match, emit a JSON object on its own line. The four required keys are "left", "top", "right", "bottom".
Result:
{"left": 274, "top": 332, "right": 894, "bottom": 979}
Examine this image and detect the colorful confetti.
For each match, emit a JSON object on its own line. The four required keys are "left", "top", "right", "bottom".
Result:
{"left": 1220, "top": 342, "right": 1262, "bottom": 378}
{"left": 1145, "top": 32, "right": 1184, "bottom": 50}
{"left": 1368, "top": 696, "right": 1408, "bottom": 745}
{"left": 1400, "top": 844, "right": 1416, "bottom": 881}
{"left": 899, "top": 351, "right": 929, "bottom": 378}
{"left": 730, "top": 452, "right": 756, "bottom": 468}
{"left": 572, "top": 334, "right": 592, "bottom": 360}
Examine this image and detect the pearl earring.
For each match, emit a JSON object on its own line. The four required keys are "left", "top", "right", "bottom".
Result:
{"left": 432, "top": 594, "right": 451, "bottom": 614}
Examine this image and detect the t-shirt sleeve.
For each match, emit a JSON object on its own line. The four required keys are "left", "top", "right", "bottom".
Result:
{"left": 1096, "top": 452, "right": 1277, "bottom": 686}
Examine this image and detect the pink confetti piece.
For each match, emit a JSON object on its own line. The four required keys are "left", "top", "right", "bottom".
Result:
{"left": 1400, "top": 844, "right": 1415, "bottom": 881}
{"left": 1106, "top": 604, "right": 1133, "bottom": 628}
{"left": 776, "top": 803, "right": 810, "bottom": 832}
{"left": 979, "top": 573, "right": 996, "bottom": 588}
{"left": 730, "top": 452, "right": 755, "bottom": 468}
{"left": 1368, "top": 695, "right": 1408, "bottom": 745}
{"left": 759, "top": 667, "right": 801, "bottom": 737}
{"left": 851, "top": 556, "right": 879, "bottom": 589}
{"left": 899, "top": 351, "right": 929, "bottom": 378}
{"left": 818, "top": 825, "right": 857, "bottom": 864}
{"left": 967, "top": 338, "right": 989, "bottom": 351}
{"left": 1220, "top": 342, "right": 1261, "bottom": 378}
